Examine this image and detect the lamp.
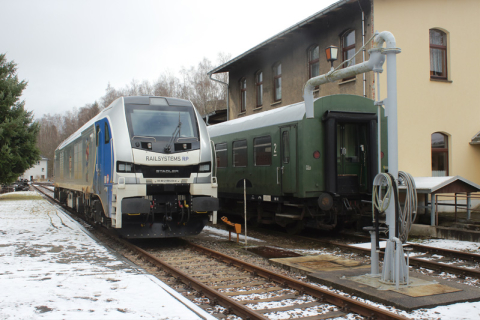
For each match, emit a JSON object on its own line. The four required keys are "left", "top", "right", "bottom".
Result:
{"left": 325, "top": 45, "right": 338, "bottom": 71}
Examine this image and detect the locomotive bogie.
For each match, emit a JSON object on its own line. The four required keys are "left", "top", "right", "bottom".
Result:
{"left": 54, "top": 96, "right": 219, "bottom": 238}
{"left": 208, "top": 94, "right": 388, "bottom": 232}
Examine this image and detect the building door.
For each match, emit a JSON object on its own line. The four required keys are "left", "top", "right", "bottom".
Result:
{"left": 280, "top": 126, "right": 297, "bottom": 194}
{"left": 336, "top": 123, "right": 368, "bottom": 194}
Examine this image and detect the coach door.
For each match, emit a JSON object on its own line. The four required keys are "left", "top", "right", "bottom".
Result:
{"left": 336, "top": 123, "right": 368, "bottom": 194}
{"left": 280, "top": 126, "right": 297, "bottom": 194}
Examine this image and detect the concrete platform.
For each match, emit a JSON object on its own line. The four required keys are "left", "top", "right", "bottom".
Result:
{"left": 410, "top": 223, "right": 480, "bottom": 242}
{"left": 270, "top": 255, "right": 480, "bottom": 311}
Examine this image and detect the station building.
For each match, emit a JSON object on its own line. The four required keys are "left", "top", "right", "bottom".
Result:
{"left": 209, "top": 0, "right": 480, "bottom": 185}
{"left": 19, "top": 156, "right": 49, "bottom": 181}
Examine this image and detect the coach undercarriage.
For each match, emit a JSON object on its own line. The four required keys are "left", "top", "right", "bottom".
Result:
{"left": 220, "top": 194, "right": 372, "bottom": 234}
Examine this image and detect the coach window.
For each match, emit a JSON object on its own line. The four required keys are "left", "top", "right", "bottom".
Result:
{"left": 233, "top": 140, "right": 247, "bottom": 167}
{"left": 216, "top": 143, "right": 227, "bottom": 168}
{"left": 282, "top": 131, "right": 290, "bottom": 164}
{"left": 273, "top": 62, "right": 282, "bottom": 102}
{"left": 255, "top": 71, "right": 263, "bottom": 107}
{"left": 104, "top": 123, "right": 110, "bottom": 143}
{"left": 254, "top": 136, "right": 271, "bottom": 166}
{"left": 308, "top": 45, "right": 320, "bottom": 78}
{"left": 240, "top": 78, "right": 247, "bottom": 113}
{"left": 430, "top": 29, "right": 448, "bottom": 80}
{"left": 432, "top": 132, "right": 449, "bottom": 177}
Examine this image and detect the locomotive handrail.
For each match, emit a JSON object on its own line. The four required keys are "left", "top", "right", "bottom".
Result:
{"left": 131, "top": 135, "right": 156, "bottom": 141}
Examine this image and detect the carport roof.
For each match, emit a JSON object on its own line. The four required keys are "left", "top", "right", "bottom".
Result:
{"left": 400, "top": 176, "right": 480, "bottom": 194}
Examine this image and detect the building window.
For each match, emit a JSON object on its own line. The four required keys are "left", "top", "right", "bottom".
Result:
{"left": 430, "top": 29, "right": 447, "bottom": 79}
{"left": 432, "top": 132, "right": 448, "bottom": 177}
{"left": 273, "top": 62, "right": 282, "bottom": 102}
{"left": 240, "top": 78, "right": 247, "bottom": 113}
{"left": 342, "top": 30, "right": 356, "bottom": 67}
{"left": 216, "top": 143, "right": 227, "bottom": 168}
{"left": 255, "top": 71, "right": 263, "bottom": 107}
{"left": 308, "top": 45, "right": 320, "bottom": 78}
{"left": 254, "top": 136, "right": 271, "bottom": 166}
{"left": 42, "top": 168, "right": 45, "bottom": 172}
{"left": 233, "top": 140, "right": 247, "bottom": 167}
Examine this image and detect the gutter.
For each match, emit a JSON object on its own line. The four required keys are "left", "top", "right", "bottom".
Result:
{"left": 208, "top": 73, "right": 229, "bottom": 122}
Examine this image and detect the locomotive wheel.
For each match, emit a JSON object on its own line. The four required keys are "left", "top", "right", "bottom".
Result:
{"left": 286, "top": 220, "right": 304, "bottom": 235}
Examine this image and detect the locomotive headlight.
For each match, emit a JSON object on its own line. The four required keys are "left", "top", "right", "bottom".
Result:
{"left": 198, "top": 162, "right": 211, "bottom": 172}
{"left": 117, "top": 161, "right": 134, "bottom": 172}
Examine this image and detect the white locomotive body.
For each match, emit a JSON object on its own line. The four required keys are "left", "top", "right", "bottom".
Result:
{"left": 54, "top": 96, "right": 218, "bottom": 238}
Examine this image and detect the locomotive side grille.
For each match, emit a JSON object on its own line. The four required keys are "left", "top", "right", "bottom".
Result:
{"left": 135, "top": 164, "right": 197, "bottom": 178}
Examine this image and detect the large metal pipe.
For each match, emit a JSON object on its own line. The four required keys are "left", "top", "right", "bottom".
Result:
{"left": 373, "top": 31, "right": 401, "bottom": 237}
{"left": 303, "top": 31, "right": 404, "bottom": 119}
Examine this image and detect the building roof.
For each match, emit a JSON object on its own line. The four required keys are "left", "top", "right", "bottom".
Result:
{"left": 208, "top": 0, "right": 352, "bottom": 75}
{"left": 399, "top": 176, "right": 480, "bottom": 194}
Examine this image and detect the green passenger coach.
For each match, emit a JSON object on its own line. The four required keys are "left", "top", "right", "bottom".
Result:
{"left": 207, "top": 94, "right": 388, "bottom": 233}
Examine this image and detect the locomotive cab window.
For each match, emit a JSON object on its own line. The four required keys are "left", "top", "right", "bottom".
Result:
{"left": 233, "top": 140, "right": 247, "bottom": 167}
{"left": 96, "top": 125, "right": 100, "bottom": 147}
{"left": 125, "top": 104, "right": 199, "bottom": 142}
{"left": 216, "top": 143, "right": 227, "bottom": 168}
{"left": 254, "top": 136, "right": 271, "bottom": 166}
{"left": 104, "top": 122, "right": 110, "bottom": 143}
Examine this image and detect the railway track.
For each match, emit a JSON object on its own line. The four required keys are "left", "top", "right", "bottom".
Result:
{"left": 31, "top": 184, "right": 409, "bottom": 319}
{"left": 295, "top": 232, "right": 480, "bottom": 280}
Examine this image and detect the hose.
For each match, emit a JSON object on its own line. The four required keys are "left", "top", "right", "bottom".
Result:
{"left": 372, "top": 171, "right": 417, "bottom": 243}
{"left": 372, "top": 173, "right": 394, "bottom": 215}
{"left": 397, "top": 171, "right": 417, "bottom": 243}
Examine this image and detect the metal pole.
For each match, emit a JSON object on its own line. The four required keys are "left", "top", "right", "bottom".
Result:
{"left": 467, "top": 193, "right": 472, "bottom": 221}
{"left": 244, "top": 179, "right": 247, "bottom": 246}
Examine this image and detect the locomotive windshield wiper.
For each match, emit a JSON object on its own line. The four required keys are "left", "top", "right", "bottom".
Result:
{"left": 164, "top": 113, "right": 182, "bottom": 153}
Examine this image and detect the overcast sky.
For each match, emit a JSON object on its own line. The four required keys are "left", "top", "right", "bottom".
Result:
{"left": 1, "top": 0, "right": 338, "bottom": 120}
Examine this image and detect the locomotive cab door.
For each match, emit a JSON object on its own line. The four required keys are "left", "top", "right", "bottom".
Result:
{"left": 94, "top": 118, "right": 114, "bottom": 217}
{"left": 336, "top": 123, "right": 368, "bottom": 194}
{"left": 280, "top": 126, "right": 297, "bottom": 194}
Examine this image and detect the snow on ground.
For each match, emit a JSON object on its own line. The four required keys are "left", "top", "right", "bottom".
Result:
{"left": 202, "top": 225, "right": 265, "bottom": 243}
{"left": 0, "top": 191, "right": 214, "bottom": 320}
{"left": 416, "top": 239, "right": 480, "bottom": 254}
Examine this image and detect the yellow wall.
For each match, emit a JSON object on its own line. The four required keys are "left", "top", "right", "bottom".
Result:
{"left": 373, "top": 0, "right": 480, "bottom": 183}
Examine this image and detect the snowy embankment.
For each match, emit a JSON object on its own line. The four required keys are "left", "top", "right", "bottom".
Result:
{"left": 0, "top": 191, "right": 213, "bottom": 320}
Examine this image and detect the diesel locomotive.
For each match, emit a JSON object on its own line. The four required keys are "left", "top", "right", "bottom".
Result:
{"left": 208, "top": 94, "right": 387, "bottom": 233}
{"left": 54, "top": 96, "right": 219, "bottom": 238}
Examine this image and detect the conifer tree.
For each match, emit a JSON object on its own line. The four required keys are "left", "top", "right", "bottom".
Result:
{"left": 0, "top": 53, "right": 40, "bottom": 184}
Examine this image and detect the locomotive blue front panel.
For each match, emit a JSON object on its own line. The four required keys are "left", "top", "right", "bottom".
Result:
{"left": 93, "top": 117, "right": 114, "bottom": 221}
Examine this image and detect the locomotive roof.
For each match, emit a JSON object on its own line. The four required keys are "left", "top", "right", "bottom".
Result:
{"left": 56, "top": 96, "right": 193, "bottom": 150}
{"left": 208, "top": 100, "right": 309, "bottom": 138}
